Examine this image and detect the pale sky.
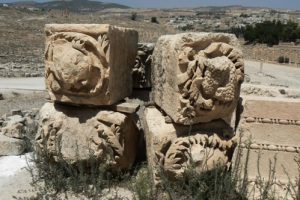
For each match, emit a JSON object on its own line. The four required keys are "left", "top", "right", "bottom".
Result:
{"left": 1, "top": 0, "right": 300, "bottom": 10}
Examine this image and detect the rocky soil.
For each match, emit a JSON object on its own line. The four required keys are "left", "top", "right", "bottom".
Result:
{"left": 0, "top": 7, "right": 177, "bottom": 78}
{"left": 0, "top": 90, "right": 46, "bottom": 116}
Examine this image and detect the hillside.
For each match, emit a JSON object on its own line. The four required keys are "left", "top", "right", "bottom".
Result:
{"left": 8, "top": 0, "right": 129, "bottom": 12}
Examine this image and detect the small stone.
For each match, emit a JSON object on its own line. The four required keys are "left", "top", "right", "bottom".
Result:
{"left": 30, "top": 73, "right": 39, "bottom": 77}
{"left": 11, "top": 109, "right": 22, "bottom": 116}
{"left": 114, "top": 102, "right": 140, "bottom": 114}
{"left": 245, "top": 117, "right": 256, "bottom": 123}
{"left": 0, "top": 93, "right": 3, "bottom": 100}
{"left": 1, "top": 115, "right": 25, "bottom": 139}
{"left": 278, "top": 119, "right": 289, "bottom": 125}
{"left": 285, "top": 146, "right": 296, "bottom": 152}
{"left": 267, "top": 144, "right": 277, "bottom": 151}
{"left": 250, "top": 143, "right": 260, "bottom": 149}
{"left": 24, "top": 73, "right": 30, "bottom": 77}
{"left": 6, "top": 115, "right": 25, "bottom": 124}
{"left": 0, "top": 134, "right": 26, "bottom": 156}
{"left": 2, "top": 123, "right": 24, "bottom": 139}
{"left": 261, "top": 118, "right": 272, "bottom": 123}
{"left": 21, "top": 110, "right": 31, "bottom": 116}
{"left": 279, "top": 89, "right": 286, "bottom": 95}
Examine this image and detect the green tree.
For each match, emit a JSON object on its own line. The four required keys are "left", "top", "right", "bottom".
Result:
{"left": 243, "top": 20, "right": 300, "bottom": 45}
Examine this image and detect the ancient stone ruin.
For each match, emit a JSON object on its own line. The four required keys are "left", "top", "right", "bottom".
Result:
{"left": 0, "top": 109, "right": 39, "bottom": 156}
{"left": 36, "top": 103, "right": 139, "bottom": 170}
{"left": 144, "top": 32, "right": 244, "bottom": 182}
{"left": 236, "top": 99, "right": 300, "bottom": 199}
{"left": 143, "top": 107, "right": 237, "bottom": 181}
{"left": 11, "top": 23, "right": 296, "bottom": 199}
{"left": 35, "top": 24, "right": 140, "bottom": 171}
{"left": 39, "top": 28, "right": 244, "bottom": 178}
{"left": 45, "top": 24, "right": 138, "bottom": 106}
{"left": 152, "top": 33, "right": 244, "bottom": 125}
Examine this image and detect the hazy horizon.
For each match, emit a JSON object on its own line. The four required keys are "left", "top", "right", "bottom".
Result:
{"left": 0, "top": 0, "right": 299, "bottom": 10}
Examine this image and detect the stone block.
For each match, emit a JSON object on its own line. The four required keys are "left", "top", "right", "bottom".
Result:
{"left": 133, "top": 43, "right": 154, "bottom": 88}
{"left": 234, "top": 99, "right": 300, "bottom": 199}
{"left": 152, "top": 33, "right": 244, "bottom": 125}
{"left": 35, "top": 102, "right": 140, "bottom": 171}
{"left": 143, "top": 107, "right": 236, "bottom": 182}
{"left": 45, "top": 24, "right": 138, "bottom": 106}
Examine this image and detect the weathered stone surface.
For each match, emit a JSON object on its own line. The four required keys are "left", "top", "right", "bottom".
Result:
{"left": 237, "top": 148, "right": 299, "bottom": 200}
{"left": 1, "top": 115, "right": 25, "bottom": 139}
{"left": 35, "top": 102, "right": 139, "bottom": 171}
{"left": 45, "top": 24, "right": 138, "bottom": 106}
{"left": 0, "top": 134, "right": 26, "bottom": 156}
{"left": 11, "top": 109, "right": 22, "bottom": 116}
{"left": 243, "top": 99, "right": 300, "bottom": 123}
{"left": 152, "top": 33, "right": 244, "bottom": 125}
{"left": 113, "top": 102, "right": 140, "bottom": 114}
{"left": 235, "top": 98, "right": 300, "bottom": 198}
{"left": 143, "top": 107, "right": 236, "bottom": 182}
{"left": 133, "top": 43, "right": 154, "bottom": 88}
{"left": 0, "top": 111, "right": 39, "bottom": 143}
{"left": 241, "top": 123, "right": 300, "bottom": 147}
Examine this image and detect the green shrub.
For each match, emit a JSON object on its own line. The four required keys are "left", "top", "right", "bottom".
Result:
{"left": 278, "top": 56, "right": 290, "bottom": 64}
{"left": 151, "top": 17, "right": 159, "bottom": 24}
{"left": 285, "top": 57, "right": 290, "bottom": 63}
{"left": 160, "top": 166, "right": 247, "bottom": 200}
{"left": 278, "top": 56, "right": 285, "bottom": 63}
{"left": 130, "top": 12, "right": 137, "bottom": 21}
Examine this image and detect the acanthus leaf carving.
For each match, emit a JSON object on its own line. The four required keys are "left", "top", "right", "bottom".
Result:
{"left": 155, "top": 133, "right": 236, "bottom": 180}
{"left": 177, "top": 41, "right": 244, "bottom": 124}
{"left": 45, "top": 31, "right": 110, "bottom": 97}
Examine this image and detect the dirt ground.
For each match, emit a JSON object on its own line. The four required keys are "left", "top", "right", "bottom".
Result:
{"left": 0, "top": 7, "right": 178, "bottom": 77}
{"left": 0, "top": 89, "right": 46, "bottom": 116}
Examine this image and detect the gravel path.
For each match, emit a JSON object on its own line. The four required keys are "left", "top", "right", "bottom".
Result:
{"left": 0, "top": 77, "right": 44, "bottom": 90}
{"left": 245, "top": 60, "right": 300, "bottom": 89}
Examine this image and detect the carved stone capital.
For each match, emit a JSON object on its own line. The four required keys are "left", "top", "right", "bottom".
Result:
{"left": 45, "top": 24, "right": 138, "bottom": 106}
{"left": 35, "top": 103, "right": 139, "bottom": 171}
{"left": 152, "top": 33, "right": 244, "bottom": 125}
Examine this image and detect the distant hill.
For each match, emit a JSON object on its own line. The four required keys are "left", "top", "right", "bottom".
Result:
{"left": 7, "top": 0, "right": 129, "bottom": 12}
{"left": 194, "top": 5, "right": 270, "bottom": 11}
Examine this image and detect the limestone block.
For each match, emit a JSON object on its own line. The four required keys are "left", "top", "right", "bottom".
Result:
{"left": 234, "top": 99, "right": 300, "bottom": 199}
{"left": 0, "top": 134, "right": 26, "bottom": 156}
{"left": 152, "top": 33, "right": 244, "bottom": 125}
{"left": 238, "top": 149, "right": 299, "bottom": 200}
{"left": 45, "top": 24, "right": 138, "bottom": 106}
{"left": 133, "top": 43, "right": 154, "bottom": 88}
{"left": 143, "top": 107, "right": 236, "bottom": 181}
{"left": 35, "top": 102, "right": 139, "bottom": 171}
